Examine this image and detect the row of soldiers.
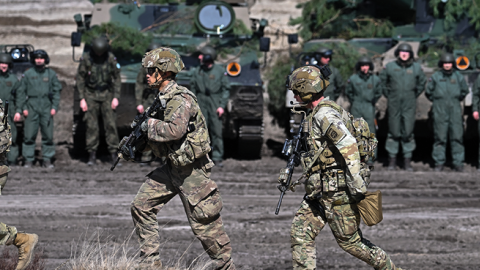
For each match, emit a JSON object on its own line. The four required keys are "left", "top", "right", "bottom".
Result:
{"left": 0, "top": 50, "right": 61, "bottom": 168}
{"left": 315, "top": 43, "right": 480, "bottom": 172}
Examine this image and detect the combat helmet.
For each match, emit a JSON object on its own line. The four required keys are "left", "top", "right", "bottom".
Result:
{"left": 438, "top": 53, "right": 455, "bottom": 68}
{"left": 142, "top": 47, "right": 185, "bottom": 86}
{"left": 200, "top": 45, "right": 217, "bottom": 62}
{"left": 29, "top": 49, "right": 50, "bottom": 65}
{"left": 355, "top": 55, "right": 374, "bottom": 71}
{"left": 394, "top": 43, "right": 413, "bottom": 58}
{"left": 288, "top": 66, "right": 330, "bottom": 103}
{"left": 0, "top": 53, "right": 13, "bottom": 69}
{"left": 91, "top": 37, "right": 109, "bottom": 55}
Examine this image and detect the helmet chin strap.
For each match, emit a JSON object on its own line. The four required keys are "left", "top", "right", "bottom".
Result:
{"left": 150, "top": 70, "right": 174, "bottom": 88}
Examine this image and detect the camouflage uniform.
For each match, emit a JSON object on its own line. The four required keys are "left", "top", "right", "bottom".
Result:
{"left": 0, "top": 98, "right": 15, "bottom": 245}
{"left": 0, "top": 70, "right": 21, "bottom": 163}
{"left": 288, "top": 66, "right": 399, "bottom": 270}
{"left": 129, "top": 48, "right": 235, "bottom": 270}
{"left": 76, "top": 51, "right": 121, "bottom": 154}
{"left": 190, "top": 64, "right": 230, "bottom": 162}
{"left": 135, "top": 68, "right": 156, "bottom": 162}
{"left": 17, "top": 66, "right": 61, "bottom": 163}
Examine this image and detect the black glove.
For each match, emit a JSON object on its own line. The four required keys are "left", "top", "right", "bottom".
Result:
{"left": 351, "top": 193, "right": 366, "bottom": 203}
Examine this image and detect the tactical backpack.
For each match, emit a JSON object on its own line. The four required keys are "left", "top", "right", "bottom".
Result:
{"left": 317, "top": 100, "right": 378, "bottom": 163}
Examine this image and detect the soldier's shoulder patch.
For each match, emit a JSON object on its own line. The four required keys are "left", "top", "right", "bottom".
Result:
{"left": 224, "top": 72, "right": 227, "bottom": 76}
{"left": 325, "top": 122, "right": 346, "bottom": 144}
{"left": 428, "top": 77, "right": 432, "bottom": 81}
{"left": 347, "top": 79, "right": 350, "bottom": 83}
{"left": 116, "top": 63, "right": 121, "bottom": 69}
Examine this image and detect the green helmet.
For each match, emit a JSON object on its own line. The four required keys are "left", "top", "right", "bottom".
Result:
{"left": 289, "top": 66, "right": 330, "bottom": 103}
{"left": 356, "top": 55, "right": 373, "bottom": 71}
{"left": 200, "top": 45, "right": 217, "bottom": 61}
{"left": 438, "top": 53, "right": 455, "bottom": 67}
{"left": 0, "top": 53, "right": 13, "bottom": 68}
{"left": 91, "top": 37, "right": 109, "bottom": 55}
{"left": 142, "top": 47, "right": 185, "bottom": 74}
{"left": 394, "top": 43, "right": 413, "bottom": 58}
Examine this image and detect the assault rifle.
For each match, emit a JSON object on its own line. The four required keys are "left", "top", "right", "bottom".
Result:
{"left": 110, "top": 94, "right": 164, "bottom": 171}
{"left": 275, "top": 113, "right": 306, "bottom": 215}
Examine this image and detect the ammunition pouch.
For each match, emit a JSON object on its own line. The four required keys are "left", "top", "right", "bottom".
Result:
{"left": 167, "top": 121, "right": 211, "bottom": 167}
{"left": 322, "top": 169, "right": 346, "bottom": 192}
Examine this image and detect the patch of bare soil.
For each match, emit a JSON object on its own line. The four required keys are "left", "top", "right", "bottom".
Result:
{"left": 1, "top": 158, "right": 480, "bottom": 269}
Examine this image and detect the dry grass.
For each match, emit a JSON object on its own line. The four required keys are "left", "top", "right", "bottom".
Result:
{"left": 55, "top": 230, "right": 215, "bottom": 270}
{"left": 0, "top": 245, "right": 46, "bottom": 270}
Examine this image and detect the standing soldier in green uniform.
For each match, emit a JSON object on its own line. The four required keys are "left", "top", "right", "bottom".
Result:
{"left": 17, "top": 50, "right": 61, "bottom": 168}
{"left": 189, "top": 45, "right": 230, "bottom": 167}
{"left": 135, "top": 43, "right": 160, "bottom": 166}
{"left": 284, "top": 66, "right": 401, "bottom": 270}
{"left": 0, "top": 99, "right": 39, "bottom": 270}
{"left": 0, "top": 53, "right": 21, "bottom": 165}
{"left": 76, "top": 36, "right": 121, "bottom": 166}
{"left": 345, "top": 56, "right": 382, "bottom": 162}
{"left": 380, "top": 43, "right": 426, "bottom": 171}
{"left": 426, "top": 53, "right": 468, "bottom": 172}
{"left": 472, "top": 69, "right": 480, "bottom": 171}
{"left": 314, "top": 47, "right": 343, "bottom": 101}
{"left": 120, "top": 47, "right": 235, "bottom": 269}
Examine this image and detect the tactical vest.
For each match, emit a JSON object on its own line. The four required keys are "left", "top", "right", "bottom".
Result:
{"left": 0, "top": 100, "right": 11, "bottom": 155}
{"left": 84, "top": 53, "right": 116, "bottom": 91}
{"left": 301, "top": 99, "right": 377, "bottom": 196}
{"left": 151, "top": 85, "right": 211, "bottom": 167}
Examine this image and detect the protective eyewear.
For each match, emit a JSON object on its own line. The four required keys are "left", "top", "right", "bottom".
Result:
{"left": 146, "top": 67, "right": 158, "bottom": 75}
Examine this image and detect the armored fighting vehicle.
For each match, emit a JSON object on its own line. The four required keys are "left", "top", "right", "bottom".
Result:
{"left": 71, "top": 0, "right": 269, "bottom": 158}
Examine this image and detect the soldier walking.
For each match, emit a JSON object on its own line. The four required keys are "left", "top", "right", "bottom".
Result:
{"left": 190, "top": 45, "right": 230, "bottom": 167}
{"left": 135, "top": 43, "right": 160, "bottom": 166}
{"left": 17, "top": 50, "right": 61, "bottom": 168}
{"left": 76, "top": 36, "right": 121, "bottom": 166}
{"left": 313, "top": 47, "right": 343, "bottom": 101}
{"left": 121, "top": 47, "right": 235, "bottom": 269}
{"left": 380, "top": 43, "right": 426, "bottom": 171}
{"left": 285, "top": 66, "right": 401, "bottom": 270}
{"left": 345, "top": 56, "right": 382, "bottom": 162}
{"left": 0, "top": 53, "right": 21, "bottom": 165}
{"left": 0, "top": 99, "right": 39, "bottom": 270}
{"left": 426, "top": 53, "right": 468, "bottom": 171}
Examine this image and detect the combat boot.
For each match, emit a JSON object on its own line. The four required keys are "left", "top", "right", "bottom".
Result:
{"left": 87, "top": 151, "right": 96, "bottom": 166}
{"left": 13, "top": 233, "right": 38, "bottom": 270}
{"left": 387, "top": 157, "right": 396, "bottom": 170}
{"left": 454, "top": 165, "right": 464, "bottom": 172}
{"left": 434, "top": 165, "right": 444, "bottom": 172}
{"left": 213, "top": 159, "right": 224, "bottom": 168}
{"left": 404, "top": 158, "right": 413, "bottom": 172}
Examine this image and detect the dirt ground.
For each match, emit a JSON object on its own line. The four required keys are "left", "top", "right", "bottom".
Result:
{"left": 0, "top": 1, "right": 480, "bottom": 269}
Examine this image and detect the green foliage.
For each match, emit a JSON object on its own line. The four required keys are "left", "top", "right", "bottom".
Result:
{"left": 419, "top": 36, "right": 480, "bottom": 68}
{"left": 82, "top": 22, "right": 152, "bottom": 60}
{"left": 290, "top": 0, "right": 393, "bottom": 40}
{"left": 151, "top": 7, "right": 196, "bottom": 35}
{"left": 232, "top": 19, "right": 253, "bottom": 36}
{"left": 430, "top": 0, "right": 480, "bottom": 30}
{"left": 91, "top": 0, "right": 182, "bottom": 3}
{"left": 266, "top": 57, "right": 295, "bottom": 128}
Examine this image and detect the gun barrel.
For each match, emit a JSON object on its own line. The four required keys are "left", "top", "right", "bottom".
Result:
{"left": 275, "top": 191, "right": 285, "bottom": 215}
{"left": 110, "top": 157, "right": 120, "bottom": 171}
